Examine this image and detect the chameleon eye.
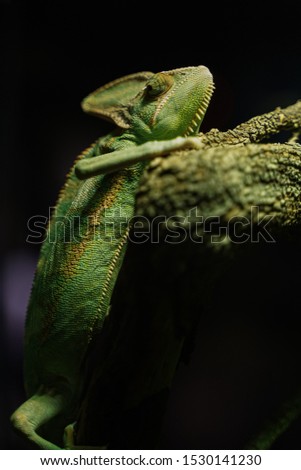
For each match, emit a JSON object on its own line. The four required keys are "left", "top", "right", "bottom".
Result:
{"left": 144, "top": 73, "right": 173, "bottom": 98}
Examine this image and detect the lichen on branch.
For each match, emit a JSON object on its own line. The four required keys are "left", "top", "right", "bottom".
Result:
{"left": 136, "top": 101, "right": 301, "bottom": 234}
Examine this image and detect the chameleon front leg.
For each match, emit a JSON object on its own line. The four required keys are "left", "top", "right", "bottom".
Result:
{"left": 75, "top": 136, "right": 202, "bottom": 179}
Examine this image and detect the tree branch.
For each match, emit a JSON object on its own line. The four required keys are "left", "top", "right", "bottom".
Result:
{"left": 136, "top": 102, "right": 301, "bottom": 236}
{"left": 200, "top": 100, "right": 301, "bottom": 146}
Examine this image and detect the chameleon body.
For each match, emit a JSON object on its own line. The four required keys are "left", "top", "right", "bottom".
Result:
{"left": 11, "top": 66, "right": 214, "bottom": 449}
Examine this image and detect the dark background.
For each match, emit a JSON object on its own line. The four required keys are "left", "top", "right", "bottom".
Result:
{"left": 1, "top": 1, "right": 300, "bottom": 449}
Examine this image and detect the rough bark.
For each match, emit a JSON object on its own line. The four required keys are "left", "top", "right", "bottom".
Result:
{"left": 136, "top": 101, "right": 301, "bottom": 231}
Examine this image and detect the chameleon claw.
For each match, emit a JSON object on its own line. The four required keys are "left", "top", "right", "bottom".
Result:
{"left": 63, "top": 423, "right": 76, "bottom": 449}
{"left": 184, "top": 136, "right": 204, "bottom": 149}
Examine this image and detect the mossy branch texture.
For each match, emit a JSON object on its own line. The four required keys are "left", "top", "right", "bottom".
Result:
{"left": 136, "top": 101, "right": 301, "bottom": 233}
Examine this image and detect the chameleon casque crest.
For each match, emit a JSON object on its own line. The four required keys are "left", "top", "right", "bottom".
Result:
{"left": 11, "top": 66, "right": 214, "bottom": 449}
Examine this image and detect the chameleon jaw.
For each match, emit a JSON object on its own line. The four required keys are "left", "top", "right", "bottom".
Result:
{"left": 183, "top": 81, "right": 215, "bottom": 137}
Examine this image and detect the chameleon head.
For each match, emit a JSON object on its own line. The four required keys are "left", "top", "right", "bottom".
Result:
{"left": 75, "top": 66, "right": 214, "bottom": 179}
{"left": 130, "top": 65, "right": 214, "bottom": 140}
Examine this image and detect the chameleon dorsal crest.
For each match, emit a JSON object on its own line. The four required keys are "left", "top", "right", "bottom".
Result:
{"left": 81, "top": 71, "right": 154, "bottom": 128}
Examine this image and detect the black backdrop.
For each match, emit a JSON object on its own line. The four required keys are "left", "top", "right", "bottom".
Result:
{"left": 1, "top": 2, "right": 300, "bottom": 449}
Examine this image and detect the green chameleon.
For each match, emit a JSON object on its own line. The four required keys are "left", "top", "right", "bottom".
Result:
{"left": 11, "top": 65, "right": 214, "bottom": 449}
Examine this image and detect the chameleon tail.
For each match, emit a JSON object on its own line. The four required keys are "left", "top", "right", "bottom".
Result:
{"left": 10, "top": 389, "right": 66, "bottom": 450}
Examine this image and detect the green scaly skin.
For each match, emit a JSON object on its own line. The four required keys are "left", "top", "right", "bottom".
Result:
{"left": 11, "top": 66, "right": 214, "bottom": 449}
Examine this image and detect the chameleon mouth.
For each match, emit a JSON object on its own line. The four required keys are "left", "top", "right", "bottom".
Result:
{"left": 183, "top": 81, "right": 215, "bottom": 137}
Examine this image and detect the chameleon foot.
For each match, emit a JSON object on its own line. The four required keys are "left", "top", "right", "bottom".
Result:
{"left": 63, "top": 422, "right": 108, "bottom": 450}
{"left": 63, "top": 423, "right": 76, "bottom": 449}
